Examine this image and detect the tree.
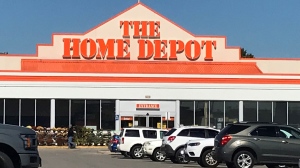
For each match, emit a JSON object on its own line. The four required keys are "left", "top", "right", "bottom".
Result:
{"left": 241, "top": 48, "right": 254, "bottom": 58}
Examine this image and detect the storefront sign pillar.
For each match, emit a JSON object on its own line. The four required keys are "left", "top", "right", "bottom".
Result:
{"left": 175, "top": 100, "right": 180, "bottom": 128}
{"left": 115, "top": 100, "right": 120, "bottom": 132}
{"left": 50, "top": 99, "right": 55, "bottom": 128}
{"left": 146, "top": 113, "right": 149, "bottom": 127}
{"left": 239, "top": 101, "right": 243, "bottom": 122}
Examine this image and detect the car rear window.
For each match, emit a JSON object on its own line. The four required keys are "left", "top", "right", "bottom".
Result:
{"left": 165, "top": 129, "right": 177, "bottom": 136}
{"left": 221, "top": 125, "right": 250, "bottom": 135}
{"left": 125, "top": 130, "right": 140, "bottom": 137}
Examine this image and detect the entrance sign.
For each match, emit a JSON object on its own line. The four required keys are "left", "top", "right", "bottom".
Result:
{"left": 136, "top": 104, "right": 160, "bottom": 110}
{"left": 62, "top": 20, "right": 217, "bottom": 61}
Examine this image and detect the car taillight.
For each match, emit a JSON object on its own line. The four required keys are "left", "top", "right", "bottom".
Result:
{"left": 122, "top": 137, "right": 124, "bottom": 144}
{"left": 168, "top": 136, "right": 176, "bottom": 142}
{"left": 221, "top": 135, "right": 232, "bottom": 146}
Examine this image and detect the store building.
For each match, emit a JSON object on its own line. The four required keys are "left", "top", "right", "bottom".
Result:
{"left": 1, "top": 2, "right": 300, "bottom": 131}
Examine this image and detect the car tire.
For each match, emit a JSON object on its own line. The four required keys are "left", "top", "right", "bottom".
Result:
{"left": 0, "top": 151, "right": 14, "bottom": 168}
{"left": 130, "top": 145, "right": 144, "bottom": 159}
{"left": 199, "top": 149, "right": 219, "bottom": 167}
{"left": 233, "top": 151, "right": 255, "bottom": 168}
{"left": 175, "top": 147, "right": 190, "bottom": 164}
{"left": 151, "top": 148, "right": 166, "bottom": 162}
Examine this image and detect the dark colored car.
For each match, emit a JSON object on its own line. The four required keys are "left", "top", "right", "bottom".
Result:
{"left": 211, "top": 122, "right": 300, "bottom": 168}
{"left": 108, "top": 135, "right": 120, "bottom": 152}
{"left": 0, "top": 124, "right": 41, "bottom": 168}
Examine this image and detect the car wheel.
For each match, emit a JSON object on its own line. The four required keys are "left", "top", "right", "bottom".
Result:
{"left": 199, "top": 149, "right": 219, "bottom": 167}
{"left": 175, "top": 148, "right": 190, "bottom": 164}
{"left": 130, "top": 145, "right": 144, "bottom": 159}
{"left": 233, "top": 151, "right": 255, "bottom": 168}
{"left": 0, "top": 151, "right": 14, "bottom": 168}
{"left": 152, "top": 148, "right": 166, "bottom": 162}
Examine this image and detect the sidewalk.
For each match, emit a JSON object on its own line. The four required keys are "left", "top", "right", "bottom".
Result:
{"left": 38, "top": 145, "right": 109, "bottom": 150}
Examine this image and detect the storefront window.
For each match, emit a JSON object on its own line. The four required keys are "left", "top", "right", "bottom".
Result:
{"left": 5, "top": 99, "right": 20, "bottom": 126}
{"left": 288, "top": 102, "right": 300, "bottom": 128}
{"left": 21, "top": 99, "right": 35, "bottom": 127}
{"left": 55, "top": 99, "right": 69, "bottom": 127}
{"left": 195, "top": 101, "right": 209, "bottom": 126}
{"left": 210, "top": 101, "right": 224, "bottom": 129}
{"left": 243, "top": 101, "right": 257, "bottom": 122}
{"left": 71, "top": 99, "right": 85, "bottom": 126}
{"left": 180, "top": 101, "right": 194, "bottom": 126}
{"left": 36, "top": 99, "right": 51, "bottom": 127}
{"left": 258, "top": 101, "right": 272, "bottom": 122}
{"left": 0, "top": 99, "right": 3, "bottom": 123}
{"left": 101, "top": 100, "right": 115, "bottom": 130}
{"left": 225, "top": 101, "right": 239, "bottom": 125}
{"left": 86, "top": 100, "right": 100, "bottom": 129}
{"left": 273, "top": 101, "right": 287, "bottom": 124}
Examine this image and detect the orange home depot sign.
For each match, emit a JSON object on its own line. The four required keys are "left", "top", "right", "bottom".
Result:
{"left": 62, "top": 21, "right": 217, "bottom": 61}
{"left": 136, "top": 103, "right": 160, "bottom": 110}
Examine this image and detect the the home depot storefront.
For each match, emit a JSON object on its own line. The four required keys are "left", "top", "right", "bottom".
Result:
{"left": 1, "top": 2, "right": 300, "bottom": 132}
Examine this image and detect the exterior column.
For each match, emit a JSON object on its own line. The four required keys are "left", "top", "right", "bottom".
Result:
{"left": 115, "top": 100, "right": 120, "bottom": 132}
{"left": 175, "top": 100, "right": 180, "bottom": 128}
{"left": 50, "top": 99, "right": 55, "bottom": 128}
{"left": 239, "top": 101, "right": 243, "bottom": 122}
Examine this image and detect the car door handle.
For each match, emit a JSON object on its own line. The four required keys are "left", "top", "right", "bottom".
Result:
{"left": 282, "top": 140, "right": 288, "bottom": 144}
{"left": 253, "top": 138, "right": 260, "bottom": 141}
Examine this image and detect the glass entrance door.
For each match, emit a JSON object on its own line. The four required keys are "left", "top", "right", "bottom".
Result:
{"left": 134, "top": 116, "right": 146, "bottom": 127}
{"left": 149, "top": 117, "right": 162, "bottom": 128}
{"left": 134, "top": 115, "right": 162, "bottom": 128}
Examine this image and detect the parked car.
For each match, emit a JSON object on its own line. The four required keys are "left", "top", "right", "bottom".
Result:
{"left": 0, "top": 124, "right": 41, "bottom": 168}
{"left": 161, "top": 126, "right": 219, "bottom": 164}
{"left": 184, "top": 134, "right": 219, "bottom": 167}
{"left": 212, "top": 121, "right": 300, "bottom": 168}
{"left": 118, "top": 127, "right": 168, "bottom": 159}
{"left": 143, "top": 139, "right": 166, "bottom": 162}
{"left": 108, "top": 134, "right": 120, "bottom": 152}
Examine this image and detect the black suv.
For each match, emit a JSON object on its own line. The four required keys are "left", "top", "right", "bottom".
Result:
{"left": 212, "top": 122, "right": 300, "bottom": 168}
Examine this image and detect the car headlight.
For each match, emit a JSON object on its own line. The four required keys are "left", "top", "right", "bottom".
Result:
{"left": 188, "top": 142, "right": 200, "bottom": 146}
{"left": 20, "top": 134, "right": 37, "bottom": 150}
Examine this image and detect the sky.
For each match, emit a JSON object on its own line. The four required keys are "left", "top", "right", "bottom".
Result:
{"left": 0, "top": 0, "right": 300, "bottom": 58}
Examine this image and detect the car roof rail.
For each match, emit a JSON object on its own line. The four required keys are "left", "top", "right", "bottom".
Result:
{"left": 236, "top": 121, "right": 278, "bottom": 124}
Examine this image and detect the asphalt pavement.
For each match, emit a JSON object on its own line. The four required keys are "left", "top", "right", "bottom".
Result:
{"left": 39, "top": 148, "right": 267, "bottom": 168}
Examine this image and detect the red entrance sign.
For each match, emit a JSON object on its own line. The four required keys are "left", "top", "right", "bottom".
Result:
{"left": 136, "top": 104, "right": 160, "bottom": 110}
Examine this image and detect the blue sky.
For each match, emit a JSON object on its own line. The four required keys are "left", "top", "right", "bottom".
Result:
{"left": 0, "top": 0, "right": 300, "bottom": 58}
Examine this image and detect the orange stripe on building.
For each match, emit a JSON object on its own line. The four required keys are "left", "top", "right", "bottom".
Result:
{"left": 21, "top": 60, "right": 262, "bottom": 75}
{"left": 0, "top": 75, "right": 300, "bottom": 84}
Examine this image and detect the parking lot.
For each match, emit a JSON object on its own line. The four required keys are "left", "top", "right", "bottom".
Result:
{"left": 39, "top": 148, "right": 267, "bottom": 168}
